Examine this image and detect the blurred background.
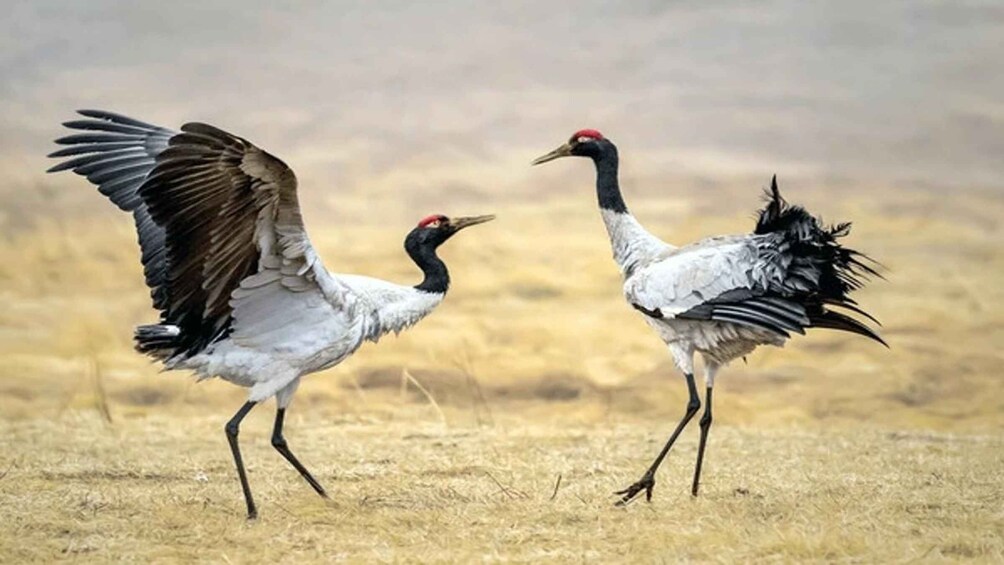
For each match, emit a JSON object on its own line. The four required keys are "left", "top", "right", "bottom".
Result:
{"left": 1, "top": 1, "right": 1001, "bottom": 430}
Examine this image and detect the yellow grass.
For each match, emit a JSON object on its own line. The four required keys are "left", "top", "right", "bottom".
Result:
{"left": 1, "top": 179, "right": 1003, "bottom": 562}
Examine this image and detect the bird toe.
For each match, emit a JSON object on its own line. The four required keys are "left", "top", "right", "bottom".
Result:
{"left": 614, "top": 475, "right": 656, "bottom": 506}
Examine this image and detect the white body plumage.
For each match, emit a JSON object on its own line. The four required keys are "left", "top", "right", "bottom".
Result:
{"left": 176, "top": 273, "right": 445, "bottom": 405}
{"left": 602, "top": 209, "right": 787, "bottom": 375}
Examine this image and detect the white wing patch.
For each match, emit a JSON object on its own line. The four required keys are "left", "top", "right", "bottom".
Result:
{"left": 625, "top": 236, "right": 766, "bottom": 316}
{"left": 231, "top": 273, "right": 329, "bottom": 345}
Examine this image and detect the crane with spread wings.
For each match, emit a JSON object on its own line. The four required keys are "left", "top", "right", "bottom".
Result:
{"left": 49, "top": 110, "right": 494, "bottom": 519}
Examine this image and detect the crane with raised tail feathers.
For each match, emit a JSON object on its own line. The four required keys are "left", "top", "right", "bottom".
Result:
{"left": 48, "top": 110, "right": 494, "bottom": 519}
{"left": 532, "top": 129, "right": 885, "bottom": 506}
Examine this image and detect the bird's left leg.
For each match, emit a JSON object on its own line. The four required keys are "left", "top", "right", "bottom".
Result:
{"left": 270, "top": 379, "right": 328, "bottom": 498}
{"left": 691, "top": 363, "right": 718, "bottom": 497}
{"left": 225, "top": 401, "right": 259, "bottom": 520}
{"left": 616, "top": 346, "right": 700, "bottom": 505}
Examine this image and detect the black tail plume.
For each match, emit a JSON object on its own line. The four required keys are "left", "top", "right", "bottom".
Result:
{"left": 810, "top": 310, "right": 887, "bottom": 347}
{"left": 755, "top": 176, "right": 886, "bottom": 346}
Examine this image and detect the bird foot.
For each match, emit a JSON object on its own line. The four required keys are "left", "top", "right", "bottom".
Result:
{"left": 614, "top": 474, "right": 655, "bottom": 506}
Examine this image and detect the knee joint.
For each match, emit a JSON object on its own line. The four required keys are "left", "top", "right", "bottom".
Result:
{"left": 271, "top": 436, "right": 287, "bottom": 449}
{"left": 687, "top": 399, "right": 701, "bottom": 415}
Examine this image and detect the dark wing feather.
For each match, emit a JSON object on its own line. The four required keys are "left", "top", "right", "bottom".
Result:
{"left": 47, "top": 110, "right": 174, "bottom": 310}
{"left": 678, "top": 296, "right": 806, "bottom": 339}
{"left": 811, "top": 310, "right": 887, "bottom": 346}
{"left": 139, "top": 122, "right": 300, "bottom": 355}
{"left": 50, "top": 111, "right": 308, "bottom": 358}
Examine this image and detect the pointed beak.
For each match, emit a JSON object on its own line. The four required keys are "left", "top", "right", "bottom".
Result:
{"left": 451, "top": 214, "right": 496, "bottom": 231}
{"left": 531, "top": 142, "right": 573, "bottom": 166}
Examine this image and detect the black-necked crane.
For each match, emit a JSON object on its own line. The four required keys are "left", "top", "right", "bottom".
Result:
{"left": 532, "top": 129, "right": 885, "bottom": 505}
{"left": 48, "top": 110, "right": 494, "bottom": 519}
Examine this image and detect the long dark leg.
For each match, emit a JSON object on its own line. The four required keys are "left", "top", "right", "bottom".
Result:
{"left": 615, "top": 372, "right": 701, "bottom": 505}
{"left": 271, "top": 407, "right": 328, "bottom": 498}
{"left": 225, "top": 401, "right": 258, "bottom": 520}
{"left": 691, "top": 386, "right": 714, "bottom": 496}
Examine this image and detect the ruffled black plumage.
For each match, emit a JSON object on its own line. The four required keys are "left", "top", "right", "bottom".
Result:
{"left": 754, "top": 176, "right": 886, "bottom": 346}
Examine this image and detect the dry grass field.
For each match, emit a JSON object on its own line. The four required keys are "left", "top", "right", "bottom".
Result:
{"left": 3, "top": 2, "right": 1003, "bottom": 562}
{"left": 1, "top": 177, "right": 1003, "bottom": 562}
{"left": 2, "top": 412, "right": 1002, "bottom": 563}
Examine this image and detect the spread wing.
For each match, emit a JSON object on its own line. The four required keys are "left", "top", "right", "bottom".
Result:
{"left": 47, "top": 110, "right": 174, "bottom": 310}
{"left": 142, "top": 119, "right": 323, "bottom": 354}
{"left": 49, "top": 110, "right": 357, "bottom": 357}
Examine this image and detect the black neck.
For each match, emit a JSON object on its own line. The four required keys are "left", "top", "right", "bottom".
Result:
{"left": 409, "top": 244, "right": 450, "bottom": 294}
{"left": 592, "top": 142, "right": 628, "bottom": 214}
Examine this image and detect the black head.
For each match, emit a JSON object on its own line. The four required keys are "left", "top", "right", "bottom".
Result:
{"left": 531, "top": 129, "right": 612, "bottom": 165}
{"left": 405, "top": 214, "right": 495, "bottom": 294}
{"left": 405, "top": 214, "right": 495, "bottom": 254}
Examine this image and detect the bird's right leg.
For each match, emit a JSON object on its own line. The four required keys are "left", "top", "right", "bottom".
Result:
{"left": 225, "top": 401, "right": 258, "bottom": 520}
{"left": 616, "top": 349, "right": 700, "bottom": 505}
{"left": 691, "top": 364, "right": 718, "bottom": 497}
{"left": 271, "top": 407, "right": 328, "bottom": 498}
